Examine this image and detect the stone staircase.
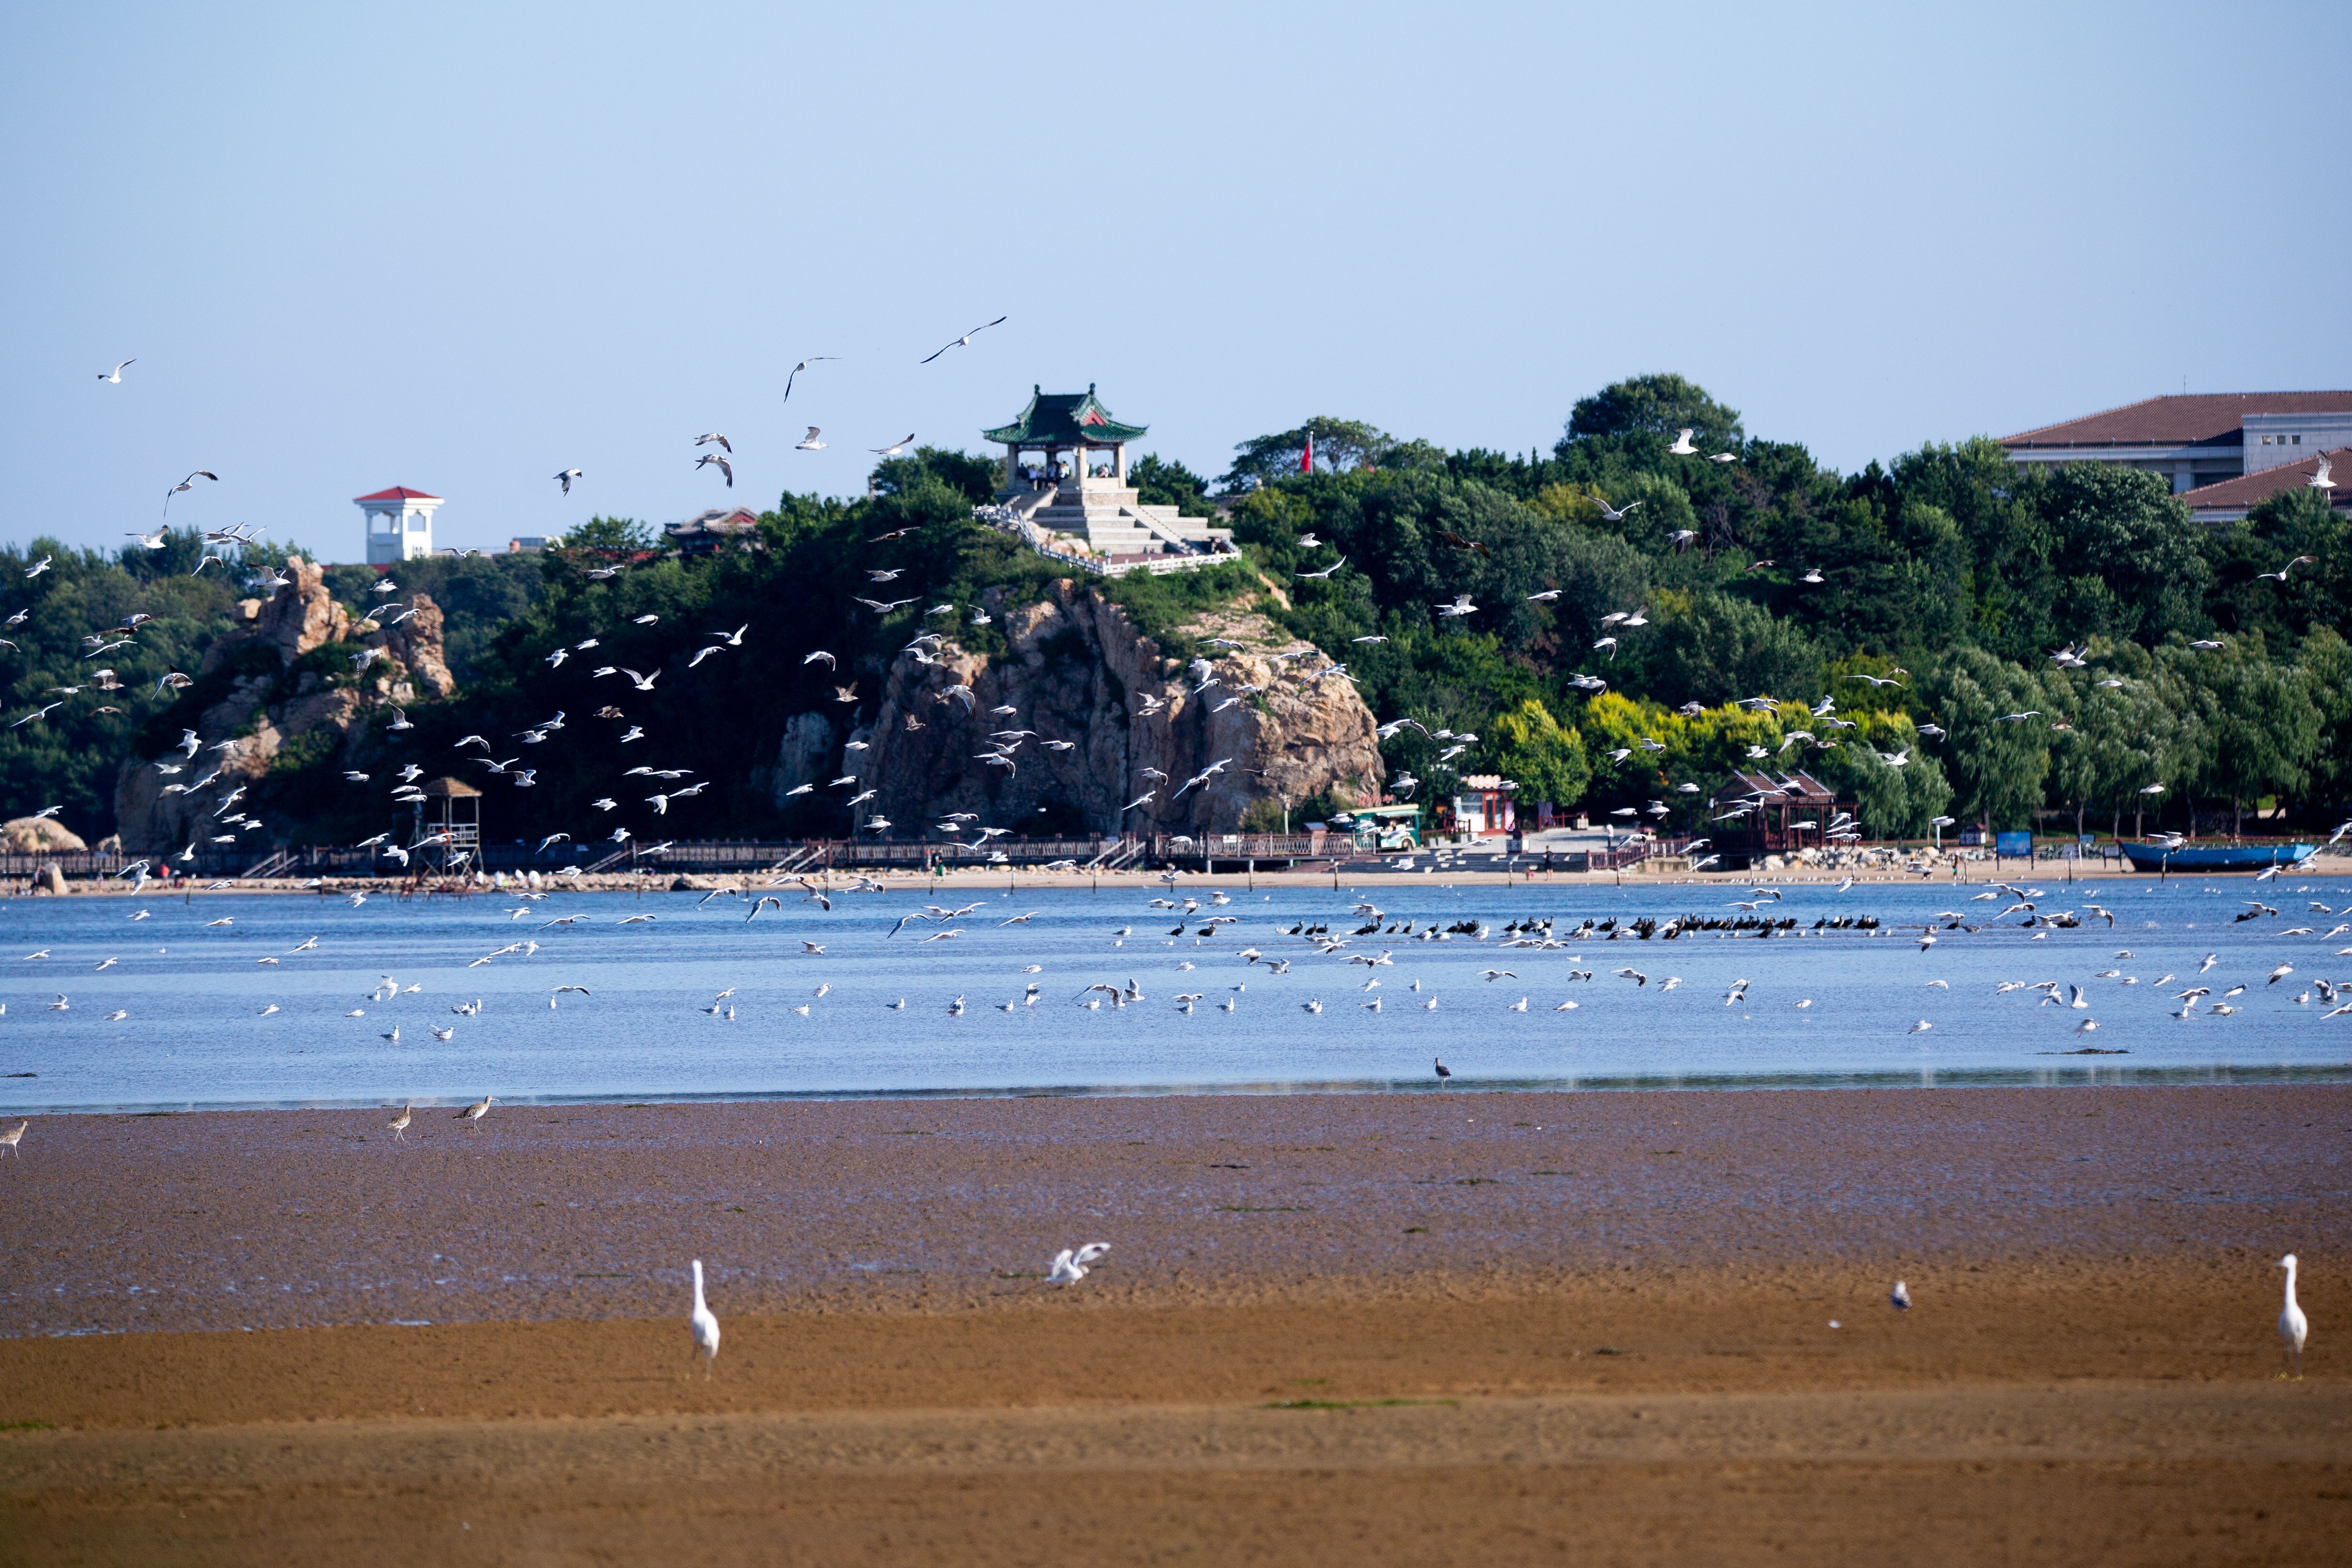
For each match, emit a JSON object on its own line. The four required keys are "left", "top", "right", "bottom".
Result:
{"left": 1008, "top": 482, "right": 1233, "bottom": 564}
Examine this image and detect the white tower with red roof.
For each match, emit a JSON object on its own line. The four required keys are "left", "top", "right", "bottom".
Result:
{"left": 354, "top": 485, "right": 443, "bottom": 564}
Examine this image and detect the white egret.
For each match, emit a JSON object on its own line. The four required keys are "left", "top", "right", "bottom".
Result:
{"left": 689, "top": 1259, "right": 721, "bottom": 1375}
{"left": 2279, "top": 1254, "right": 2308, "bottom": 1377}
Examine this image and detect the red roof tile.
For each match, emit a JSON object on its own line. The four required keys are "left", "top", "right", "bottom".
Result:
{"left": 2000, "top": 392, "right": 2352, "bottom": 449}
{"left": 2180, "top": 449, "right": 2350, "bottom": 512}
{"left": 353, "top": 485, "right": 442, "bottom": 503}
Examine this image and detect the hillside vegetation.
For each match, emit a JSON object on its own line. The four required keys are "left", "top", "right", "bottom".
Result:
{"left": 3, "top": 373, "right": 2346, "bottom": 848}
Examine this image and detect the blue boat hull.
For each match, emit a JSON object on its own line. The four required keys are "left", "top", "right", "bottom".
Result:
{"left": 2117, "top": 842, "right": 2314, "bottom": 872}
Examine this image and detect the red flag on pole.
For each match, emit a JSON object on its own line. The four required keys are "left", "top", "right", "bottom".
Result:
{"left": 1300, "top": 433, "right": 1314, "bottom": 474}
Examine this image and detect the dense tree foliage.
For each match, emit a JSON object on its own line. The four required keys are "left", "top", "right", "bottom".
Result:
{"left": 2, "top": 375, "right": 2343, "bottom": 847}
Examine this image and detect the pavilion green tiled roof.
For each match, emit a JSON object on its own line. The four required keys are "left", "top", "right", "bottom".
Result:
{"left": 983, "top": 384, "right": 1148, "bottom": 445}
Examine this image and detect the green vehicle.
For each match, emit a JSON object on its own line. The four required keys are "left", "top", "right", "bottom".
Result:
{"left": 1329, "top": 804, "right": 1422, "bottom": 853}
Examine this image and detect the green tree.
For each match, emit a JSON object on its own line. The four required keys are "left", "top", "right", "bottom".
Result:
{"left": 1220, "top": 417, "right": 1430, "bottom": 491}
{"left": 2176, "top": 634, "right": 2320, "bottom": 836}
{"left": 560, "top": 516, "right": 655, "bottom": 556}
{"left": 2039, "top": 463, "right": 2211, "bottom": 644}
{"left": 1560, "top": 373, "right": 1743, "bottom": 455}
{"left": 1649, "top": 590, "right": 1824, "bottom": 708}
{"left": 1912, "top": 648, "right": 2051, "bottom": 830}
{"left": 1128, "top": 453, "right": 1216, "bottom": 517}
{"left": 1486, "top": 698, "right": 1592, "bottom": 811}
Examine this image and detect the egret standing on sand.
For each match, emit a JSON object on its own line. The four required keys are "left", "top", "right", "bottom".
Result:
{"left": 2279, "top": 1254, "right": 2309, "bottom": 1378}
{"left": 689, "top": 1258, "right": 721, "bottom": 1376}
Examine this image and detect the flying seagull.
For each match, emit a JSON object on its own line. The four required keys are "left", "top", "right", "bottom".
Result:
{"left": 694, "top": 452, "right": 732, "bottom": 488}
{"left": 781, "top": 357, "right": 838, "bottom": 405}
{"left": 920, "top": 316, "right": 1008, "bottom": 364}
{"left": 872, "top": 434, "right": 916, "bottom": 456}
{"left": 554, "top": 467, "right": 582, "bottom": 495}
{"left": 693, "top": 432, "right": 731, "bottom": 453}
{"left": 162, "top": 470, "right": 218, "bottom": 516}
{"left": 795, "top": 427, "right": 825, "bottom": 450}
{"left": 98, "top": 359, "right": 135, "bottom": 383}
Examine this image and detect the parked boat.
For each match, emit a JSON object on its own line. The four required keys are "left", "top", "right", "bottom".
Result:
{"left": 2117, "top": 841, "right": 2314, "bottom": 872}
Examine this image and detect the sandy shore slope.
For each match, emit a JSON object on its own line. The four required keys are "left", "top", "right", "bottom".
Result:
{"left": 1, "top": 1086, "right": 2344, "bottom": 1563}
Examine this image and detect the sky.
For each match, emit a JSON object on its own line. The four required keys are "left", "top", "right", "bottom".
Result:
{"left": 2, "top": 0, "right": 2345, "bottom": 560}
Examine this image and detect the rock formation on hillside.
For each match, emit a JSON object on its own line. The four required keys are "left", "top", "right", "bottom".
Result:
{"left": 112, "top": 557, "right": 454, "bottom": 852}
{"left": 2, "top": 817, "right": 87, "bottom": 854}
{"left": 841, "top": 580, "right": 1383, "bottom": 835}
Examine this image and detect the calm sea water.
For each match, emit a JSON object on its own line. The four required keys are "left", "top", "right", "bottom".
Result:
{"left": 2, "top": 875, "right": 2348, "bottom": 1112}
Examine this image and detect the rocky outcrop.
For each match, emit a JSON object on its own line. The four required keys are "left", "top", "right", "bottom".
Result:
{"left": 769, "top": 712, "right": 839, "bottom": 808}
{"left": 3, "top": 817, "right": 86, "bottom": 853}
{"left": 854, "top": 581, "right": 1382, "bottom": 835}
{"left": 113, "top": 557, "right": 455, "bottom": 852}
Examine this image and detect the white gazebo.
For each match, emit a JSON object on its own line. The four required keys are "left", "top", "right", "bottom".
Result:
{"left": 355, "top": 485, "right": 444, "bottom": 564}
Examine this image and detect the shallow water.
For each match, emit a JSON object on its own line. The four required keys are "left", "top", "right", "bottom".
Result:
{"left": 1, "top": 875, "right": 2348, "bottom": 1111}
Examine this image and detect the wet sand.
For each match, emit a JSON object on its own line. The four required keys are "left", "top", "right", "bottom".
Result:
{"left": 2, "top": 1086, "right": 2345, "bottom": 1563}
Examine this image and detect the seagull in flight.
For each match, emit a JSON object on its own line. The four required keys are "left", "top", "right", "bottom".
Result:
{"left": 694, "top": 452, "right": 732, "bottom": 487}
{"left": 1668, "top": 428, "right": 1699, "bottom": 455}
{"left": 162, "top": 470, "right": 218, "bottom": 516}
{"left": 554, "top": 467, "right": 582, "bottom": 495}
{"left": 920, "top": 315, "right": 1008, "bottom": 364}
{"left": 1295, "top": 557, "right": 1346, "bottom": 580}
{"left": 871, "top": 434, "right": 916, "bottom": 456}
{"left": 98, "top": 359, "right": 135, "bottom": 382}
{"left": 781, "top": 356, "right": 838, "bottom": 404}
{"left": 693, "top": 432, "right": 731, "bottom": 453}
{"left": 795, "top": 427, "right": 825, "bottom": 450}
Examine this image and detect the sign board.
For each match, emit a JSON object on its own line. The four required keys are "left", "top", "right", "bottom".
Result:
{"left": 1994, "top": 831, "right": 2033, "bottom": 857}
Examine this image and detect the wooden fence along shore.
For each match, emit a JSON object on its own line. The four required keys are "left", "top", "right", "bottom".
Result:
{"left": 3, "top": 831, "right": 2328, "bottom": 885}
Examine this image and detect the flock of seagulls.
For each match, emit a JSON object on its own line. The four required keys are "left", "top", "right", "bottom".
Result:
{"left": 533, "top": 317, "right": 1010, "bottom": 505}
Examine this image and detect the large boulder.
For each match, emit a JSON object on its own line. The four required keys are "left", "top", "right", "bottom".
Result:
{"left": 113, "top": 556, "right": 456, "bottom": 852}
{"left": 857, "top": 579, "right": 1384, "bottom": 835}
{"left": 2, "top": 817, "right": 86, "bottom": 853}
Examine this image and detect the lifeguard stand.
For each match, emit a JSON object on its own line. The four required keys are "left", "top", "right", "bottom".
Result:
{"left": 413, "top": 778, "right": 482, "bottom": 872}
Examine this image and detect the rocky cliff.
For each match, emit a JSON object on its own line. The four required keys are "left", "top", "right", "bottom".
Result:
{"left": 832, "top": 580, "right": 1383, "bottom": 836}
{"left": 112, "top": 557, "right": 455, "bottom": 852}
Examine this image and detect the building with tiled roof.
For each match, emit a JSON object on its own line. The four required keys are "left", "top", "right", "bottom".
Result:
{"left": 353, "top": 485, "right": 443, "bottom": 564}
{"left": 983, "top": 384, "right": 1233, "bottom": 571}
{"left": 2178, "top": 448, "right": 2350, "bottom": 525}
{"left": 2000, "top": 392, "right": 2352, "bottom": 495}
{"left": 663, "top": 507, "right": 761, "bottom": 555}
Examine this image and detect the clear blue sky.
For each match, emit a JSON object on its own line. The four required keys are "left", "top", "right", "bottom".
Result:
{"left": 3, "top": 1, "right": 2344, "bottom": 559}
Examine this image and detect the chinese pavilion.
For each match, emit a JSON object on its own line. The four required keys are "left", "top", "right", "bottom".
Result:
{"left": 983, "top": 385, "right": 1232, "bottom": 568}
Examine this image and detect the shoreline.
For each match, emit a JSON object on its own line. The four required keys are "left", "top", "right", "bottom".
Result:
{"left": 10, "top": 850, "right": 2348, "bottom": 897}
{"left": 14, "top": 1059, "right": 2352, "bottom": 1119}
{"left": 3, "top": 1084, "right": 2342, "bottom": 1562}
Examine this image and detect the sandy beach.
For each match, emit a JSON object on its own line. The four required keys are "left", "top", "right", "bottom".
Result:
{"left": 0, "top": 1085, "right": 2344, "bottom": 1563}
